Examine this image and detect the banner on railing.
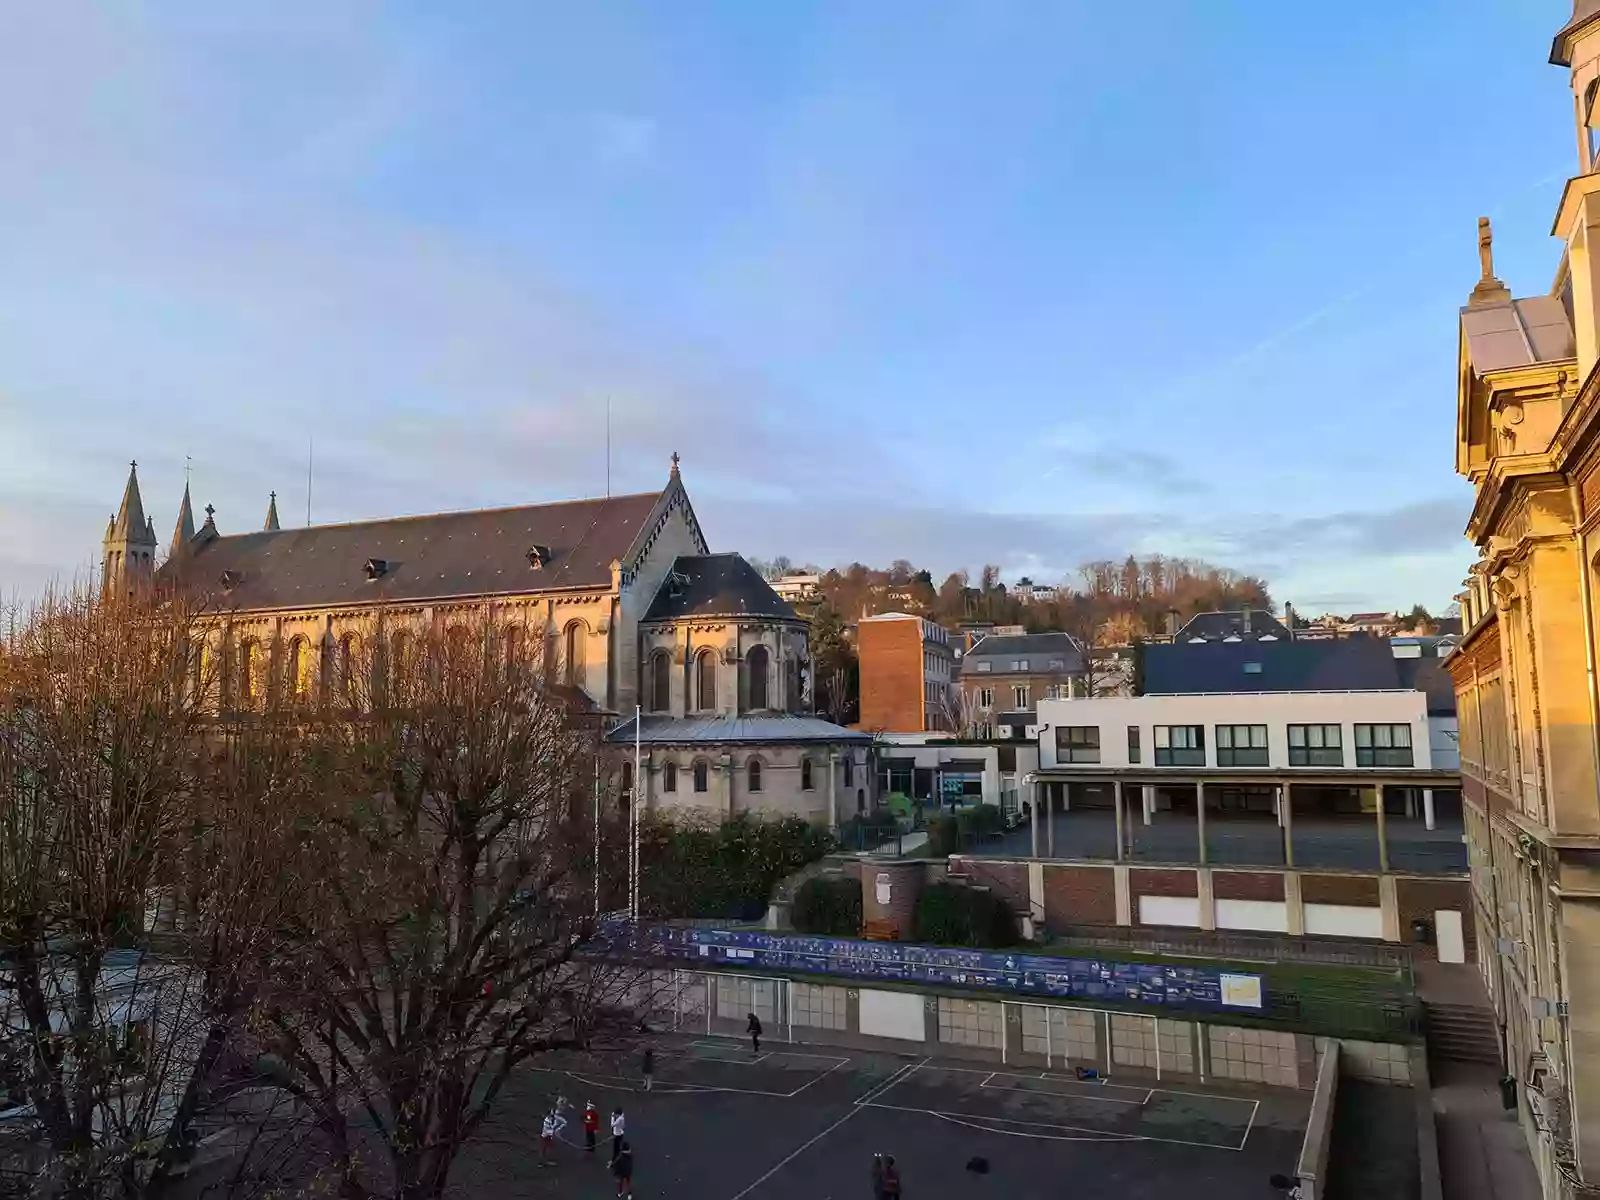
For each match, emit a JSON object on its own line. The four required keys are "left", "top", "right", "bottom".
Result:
{"left": 597, "top": 922, "right": 1264, "bottom": 1011}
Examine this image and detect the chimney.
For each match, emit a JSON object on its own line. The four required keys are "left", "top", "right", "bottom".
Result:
{"left": 1164, "top": 609, "right": 1179, "bottom": 638}
{"left": 1242, "top": 608, "right": 1253, "bottom": 636}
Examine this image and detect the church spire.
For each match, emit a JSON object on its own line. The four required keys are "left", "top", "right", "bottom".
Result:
{"left": 102, "top": 460, "right": 157, "bottom": 598}
{"left": 110, "top": 461, "right": 156, "bottom": 547}
{"left": 264, "top": 491, "right": 280, "bottom": 532}
{"left": 170, "top": 480, "right": 196, "bottom": 558}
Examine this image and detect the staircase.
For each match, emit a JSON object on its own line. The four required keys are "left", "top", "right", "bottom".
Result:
{"left": 1423, "top": 999, "right": 1501, "bottom": 1066}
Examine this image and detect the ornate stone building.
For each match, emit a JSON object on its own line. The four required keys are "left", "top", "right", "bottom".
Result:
{"left": 1448, "top": 6, "right": 1600, "bottom": 1194}
{"left": 100, "top": 455, "right": 871, "bottom": 827}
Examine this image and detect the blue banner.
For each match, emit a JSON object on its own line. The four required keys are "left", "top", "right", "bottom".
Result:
{"left": 597, "top": 922, "right": 1264, "bottom": 1011}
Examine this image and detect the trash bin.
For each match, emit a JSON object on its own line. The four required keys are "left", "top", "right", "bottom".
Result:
{"left": 1500, "top": 1074, "right": 1518, "bottom": 1110}
{"left": 1411, "top": 917, "right": 1433, "bottom": 945}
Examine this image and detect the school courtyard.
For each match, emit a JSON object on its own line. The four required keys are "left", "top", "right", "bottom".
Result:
{"left": 451, "top": 1032, "right": 1310, "bottom": 1199}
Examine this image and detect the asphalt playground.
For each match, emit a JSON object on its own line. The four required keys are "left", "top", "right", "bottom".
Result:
{"left": 452, "top": 1032, "right": 1310, "bottom": 1199}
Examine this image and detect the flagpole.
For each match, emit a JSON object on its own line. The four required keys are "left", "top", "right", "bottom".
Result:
{"left": 632, "top": 704, "right": 642, "bottom": 921}
{"left": 592, "top": 748, "right": 600, "bottom": 922}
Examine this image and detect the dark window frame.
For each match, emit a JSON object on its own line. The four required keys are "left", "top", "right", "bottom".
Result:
{"left": 1128, "top": 726, "right": 1141, "bottom": 764}
{"left": 1154, "top": 724, "right": 1205, "bottom": 767}
{"left": 1355, "top": 723, "right": 1413, "bottom": 768}
{"left": 1215, "top": 723, "right": 1269, "bottom": 767}
{"left": 1288, "top": 723, "right": 1343, "bottom": 767}
{"left": 1054, "top": 725, "right": 1101, "bottom": 764}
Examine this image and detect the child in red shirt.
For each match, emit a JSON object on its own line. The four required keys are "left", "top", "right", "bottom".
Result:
{"left": 583, "top": 1102, "right": 600, "bottom": 1153}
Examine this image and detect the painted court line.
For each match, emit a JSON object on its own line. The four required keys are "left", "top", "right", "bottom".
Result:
{"left": 725, "top": 1058, "right": 929, "bottom": 1200}
{"left": 862, "top": 1100, "right": 1248, "bottom": 1152}
{"left": 1237, "top": 1098, "right": 1260, "bottom": 1151}
{"left": 687, "top": 1038, "right": 851, "bottom": 1063}
{"left": 978, "top": 1077, "right": 1148, "bottom": 1106}
{"left": 784, "top": 1056, "right": 850, "bottom": 1098}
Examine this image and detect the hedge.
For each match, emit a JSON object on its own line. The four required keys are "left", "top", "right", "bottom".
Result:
{"left": 790, "top": 874, "right": 863, "bottom": 936}
{"left": 912, "top": 881, "right": 1018, "bottom": 948}
{"left": 639, "top": 813, "right": 836, "bottom": 920}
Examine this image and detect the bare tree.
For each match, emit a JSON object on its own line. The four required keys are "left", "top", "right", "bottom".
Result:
{"left": 250, "top": 615, "right": 637, "bottom": 1200}
{"left": 0, "top": 586, "right": 226, "bottom": 1197}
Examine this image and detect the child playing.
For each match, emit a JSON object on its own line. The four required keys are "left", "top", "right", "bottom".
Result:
{"left": 611, "top": 1138, "right": 634, "bottom": 1198}
{"left": 539, "top": 1107, "right": 567, "bottom": 1167}
{"left": 583, "top": 1102, "right": 600, "bottom": 1153}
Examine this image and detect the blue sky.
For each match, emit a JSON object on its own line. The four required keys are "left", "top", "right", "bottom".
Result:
{"left": 0, "top": 1, "right": 1579, "bottom": 612}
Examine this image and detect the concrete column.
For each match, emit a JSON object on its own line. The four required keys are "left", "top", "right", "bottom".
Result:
{"left": 1028, "top": 861, "right": 1045, "bottom": 926}
{"left": 1374, "top": 785, "right": 1389, "bottom": 873}
{"left": 1047, "top": 785, "right": 1056, "bottom": 858}
{"left": 1285, "top": 871, "right": 1305, "bottom": 936}
{"left": 1113, "top": 780, "right": 1125, "bottom": 863}
{"left": 1030, "top": 782, "right": 1040, "bottom": 858}
{"left": 1143, "top": 784, "right": 1154, "bottom": 826}
{"left": 1114, "top": 864, "right": 1132, "bottom": 926}
{"left": 1282, "top": 784, "right": 1295, "bottom": 868}
{"left": 1423, "top": 787, "right": 1436, "bottom": 832}
{"left": 1198, "top": 867, "right": 1216, "bottom": 931}
{"left": 1379, "top": 874, "right": 1400, "bottom": 942}
{"left": 1196, "top": 780, "right": 1207, "bottom": 866}
{"left": 1062, "top": 781, "right": 1071, "bottom": 813}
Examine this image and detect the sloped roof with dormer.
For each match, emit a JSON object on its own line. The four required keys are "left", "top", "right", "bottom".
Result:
{"left": 160, "top": 490, "right": 665, "bottom": 611}
{"left": 1459, "top": 295, "right": 1575, "bottom": 373}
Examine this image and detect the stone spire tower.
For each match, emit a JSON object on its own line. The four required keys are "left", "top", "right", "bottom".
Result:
{"left": 102, "top": 461, "right": 158, "bottom": 598}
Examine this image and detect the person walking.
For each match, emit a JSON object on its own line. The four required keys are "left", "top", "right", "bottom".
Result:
{"left": 748, "top": 1012, "right": 763, "bottom": 1055}
{"left": 870, "top": 1153, "right": 885, "bottom": 1199}
{"left": 881, "top": 1154, "right": 901, "bottom": 1198}
{"left": 582, "top": 1102, "right": 600, "bottom": 1153}
{"left": 610, "top": 1105, "right": 626, "bottom": 1158}
{"left": 539, "top": 1107, "right": 567, "bottom": 1167}
{"left": 642, "top": 1045, "right": 656, "bottom": 1092}
{"left": 611, "top": 1137, "right": 635, "bottom": 1199}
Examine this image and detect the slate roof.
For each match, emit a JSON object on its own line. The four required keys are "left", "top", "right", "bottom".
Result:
{"left": 642, "top": 554, "right": 799, "bottom": 623}
{"left": 1552, "top": 0, "right": 1600, "bottom": 63}
{"left": 1172, "top": 609, "right": 1291, "bottom": 642}
{"left": 1141, "top": 637, "right": 1403, "bottom": 695}
{"left": 606, "top": 713, "right": 873, "bottom": 745}
{"left": 1396, "top": 657, "right": 1458, "bottom": 717}
{"left": 162, "top": 491, "right": 662, "bottom": 610}
{"left": 965, "top": 632, "right": 1085, "bottom": 668}
{"left": 1460, "top": 295, "right": 1575, "bottom": 372}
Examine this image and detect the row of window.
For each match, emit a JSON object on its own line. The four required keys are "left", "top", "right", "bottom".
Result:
{"left": 622, "top": 755, "right": 854, "bottom": 796}
{"left": 646, "top": 644, "right": 797, "bottom": 713}
{"left": 970, "top": 656, "right": 1070, "bottom": 675}
{"left": 1053, "top": 723, "right": 1416, "bottom": 768}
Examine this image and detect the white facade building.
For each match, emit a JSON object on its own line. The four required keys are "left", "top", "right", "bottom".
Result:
{"left": 1036, "top": 690, "right": 1439, "bottom": 774}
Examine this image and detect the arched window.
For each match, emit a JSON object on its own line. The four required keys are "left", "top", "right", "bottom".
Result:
{"left": 663, "top": 761, "right": 677, "bottom": 793}
{"left": 565, "top": 621, "right": 586, "bottom": 687}
{"left": 339, "top": 634, "right": 359, "bottom": 702}
{"left": 856, "top": 788, "right": 865, "bottom": 815}
{"left": 843, "top": 756, "right": 854, "bottom": 787}
{"left": 747, "top": 758, "right": 763, "bottom": 793}
{"left": 786, "top": 655, "right": 800, "bottom": 712}
{"left": 800, "top": 758, "right": 814, "bottom": 791}
{"left": 621, "top": 760, "right": 634, "bottom": 798}
{"left": 747, "top": 645, "right": 770, "bottom": 710}
{"left": 650, "top": 650, "right": 672, "bottom": 712}
{"left": 696, "top": 648, "right": 717, "bottom": 711}
{"left": 238, "top": 639, "right": 259, "bottom": 706}
{"left": 286, "top": 637, "right": 309, "bottom": 701}
{"left": 693, "top": 760, "right": 709, "bottom": 794}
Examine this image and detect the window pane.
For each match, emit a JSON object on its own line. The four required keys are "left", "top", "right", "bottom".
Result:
{"left": 1289, "top": 726, "right": 1305, "bottom": 748}
{"left": 1355, "top": 725, "right": 1372, "bottom": 748}
{"left": 1395, "top": 724, "right": 1412, "bottom": 747}
{"left": 1325, "top": 725, "right": 1341, "bottom": 747}
{"left": 1250, "top": 725, "right": 1267, "bottom": 748}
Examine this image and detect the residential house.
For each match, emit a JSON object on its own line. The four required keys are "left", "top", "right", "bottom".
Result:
{"left": 1342, "top": 612, "right": 1402, "bottom": 638}
{"left": 1170, "top": 608, "right": 1292, "bottom": 643}
{"left": 959, "top": 632, "right": 1088, "bottom": 734}
{"left": 770, "top": 573, "right": 821, "bottom": 604}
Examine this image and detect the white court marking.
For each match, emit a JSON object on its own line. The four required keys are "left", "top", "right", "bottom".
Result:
{"left": 975, "top": 1069, "right": 1152, "bottom": 1106}
{"left": 540, "top": 1049, "right": 851, "bottom": 1100}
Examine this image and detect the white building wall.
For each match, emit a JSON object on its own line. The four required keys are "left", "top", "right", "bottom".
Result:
{"left": 1035, "top": 691, "right": 1434, "bottom": 772}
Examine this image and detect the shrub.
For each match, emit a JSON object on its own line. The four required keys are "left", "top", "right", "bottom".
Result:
{"left": 955, "top": 803, "right": 1004, "bottom": 841}
{"left": 925, "top": 814, "right": 959, "bottom": 857}
{"left": 791, "top": 874, "right": 863, "bottom": 936}
{"left": 913, "top": 881, "right": 1018, "bottom": 948}
{"left": 839, "top": 808, "right": 900, "bottom": 851}
{"left": 640, "top": 813, "right": 836, "bottom": 920}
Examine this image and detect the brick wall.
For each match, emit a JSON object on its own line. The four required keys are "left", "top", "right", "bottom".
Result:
{"left": 961, "top": 860, "right": 1030, "bottom": 915}
{"left": 1213, "top": 870, "right": 1286, "bottom": 901}
{"left": 1396, "top": 877, "right": 1476, "bottom": 961}
{"left": 857, "top": 618, "right": 924, "bottom": 732}
{"left": 1042, "top": 864, "right": 1117, "bottom": 926}
{"left": 1129, "top": 868, "right": 1199, "bottom": 898}
{"left": 1300, "top": 873, "right": 1380, "bottom": 905}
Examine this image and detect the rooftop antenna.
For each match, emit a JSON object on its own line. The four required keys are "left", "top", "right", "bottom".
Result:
{"left": 306, "top": 435, "right": 313, "bottom": 526}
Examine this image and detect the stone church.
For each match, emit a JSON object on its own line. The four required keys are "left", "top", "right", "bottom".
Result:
{"left": 100, "top": 455, "right": 873, "bottom": 826}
